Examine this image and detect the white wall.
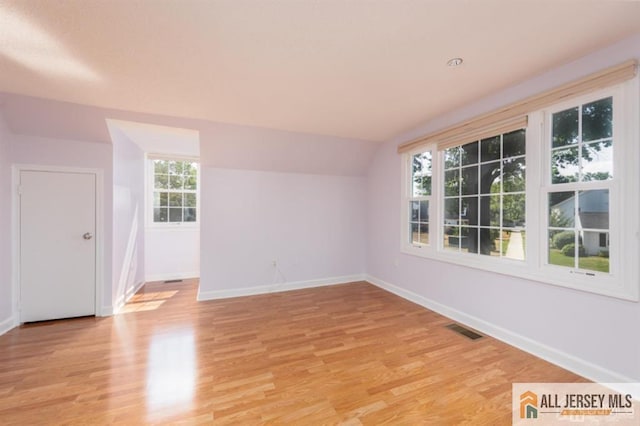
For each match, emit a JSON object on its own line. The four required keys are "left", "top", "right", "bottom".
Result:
{"left": 111, "top": 127, "right": 146, "bottom": 310}
{"left": 145, "top": 227, "right": 199, "bottom": 282}
{"left": 197, "top": 121, "right": 372, "bottom": 298}
{"left": 0, "top": 113, "right": 12, "bottom": 333}
{"left": 10, "top": 134, "right": 114, "bottom": 315}
{"left": 199, "top": 167, "right": 366, "bottom": 299}
{"left": 366, "top": 35, "right": 640, "bottom": 382}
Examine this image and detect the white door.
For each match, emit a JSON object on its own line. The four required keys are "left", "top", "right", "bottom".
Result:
{"left": 20, "top": 170, "right": 96, "bottom": 322}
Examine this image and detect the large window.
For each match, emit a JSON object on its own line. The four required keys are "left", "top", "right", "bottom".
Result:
{"left": 400, "top": 76, "right": 639, "bottom": 301}
{"left": 442, "top": 130, "right": 525, "bottom": 259}
{"left": 151, "top": 158, "right": 198, "bottom": 224}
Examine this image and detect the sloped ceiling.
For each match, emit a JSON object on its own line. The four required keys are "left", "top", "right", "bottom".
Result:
{"left": 0, "top": 0, "right": 639, "bottom": 142}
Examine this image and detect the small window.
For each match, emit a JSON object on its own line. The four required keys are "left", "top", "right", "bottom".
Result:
{"left": 151, "top": 158, "right": 198, "bottom": 224}
{"left": 408, "top": 151, "right": 432, "bottom": 246}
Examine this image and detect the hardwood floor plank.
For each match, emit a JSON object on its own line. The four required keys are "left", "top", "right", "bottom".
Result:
{"left": 0, "top": 279, "right": 587, "bottom": 424}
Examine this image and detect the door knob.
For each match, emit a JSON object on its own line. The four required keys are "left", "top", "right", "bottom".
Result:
{"left": 83, "top": 232, "right": 93, "bottom": 240}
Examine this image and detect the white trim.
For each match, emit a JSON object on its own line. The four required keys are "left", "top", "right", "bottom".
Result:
{"left": 365, "top": 274, "right": 636, "bottom": 385}
{"left": 145, "top": 272, "right": 200, "bottom": 283}
{"left": 197, "top": 274, "right": 366, "bottom": 301}
{"left": 0, "top": 315, "right": 18, "bottom": 336}
{"left": 113, "top": 280, "right": 145, "bottom": 314}
{"left": 115, "top": 204, "right": 140, "bottom": 310}
{"left": 12, "top": 164, "right": 105, "bottom": 321}
{"left": 101, "top": 306, "right": 114, "bottom": 316}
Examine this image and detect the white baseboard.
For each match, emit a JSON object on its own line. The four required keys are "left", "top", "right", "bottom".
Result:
{"left": 113, "top": 280, "right": 146, "bottom": 314}
{"left": 197, "top": 274, "right": 366, "bottom": 301}
{"left": 0, "top": 315, "right": 18, "bottom": 336}
{"left": 100, "top": 306, "right": 114, "bottom": 317}
{"left": 145, "top": 272, "right": 199, "bottom": 283}
{"left": 365, "top": 274, "right": 636, "bottom": 386}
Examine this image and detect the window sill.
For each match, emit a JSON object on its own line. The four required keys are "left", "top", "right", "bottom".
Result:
{"left": 400, "top": 244, "right": 638, "bottom": 302}
{"left": 146, "top": 223, "right": 200, "bottom": 231}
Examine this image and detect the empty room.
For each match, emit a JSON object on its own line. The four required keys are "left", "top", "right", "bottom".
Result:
{"left": 1, "top": 1, "right": 639, "bottom": 424}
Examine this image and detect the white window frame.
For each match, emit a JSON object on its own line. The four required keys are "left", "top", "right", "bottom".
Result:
{"left": 400, "top": 77, "right": 639, "bottom": 301}
{"left": 146, "top": 154, "right": 200, "bottom": 228}
{"left": 401, "top": 146, "right": 435, "bottom": 257}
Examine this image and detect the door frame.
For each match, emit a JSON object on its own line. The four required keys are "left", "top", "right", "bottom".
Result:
{"left": 12, "top": 165, "right": 105, "bottom": 324}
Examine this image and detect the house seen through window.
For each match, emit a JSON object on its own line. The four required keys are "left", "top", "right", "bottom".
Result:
{"left": 546, "top": 96, "right": 612, "bottom": 273}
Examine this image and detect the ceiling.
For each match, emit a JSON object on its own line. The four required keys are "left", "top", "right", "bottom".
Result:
{"left": 0, "top": 1, "right": 639, "bottom": 142}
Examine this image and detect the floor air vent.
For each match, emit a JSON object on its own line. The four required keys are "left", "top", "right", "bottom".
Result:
{"left": 446, "top": 323, "right": 483, "bottom": 340}
{"left": 164, "top": 279, "right": 183, "bottom": 283}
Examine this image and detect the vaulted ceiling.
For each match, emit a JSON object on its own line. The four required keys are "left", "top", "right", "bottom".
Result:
{"left": 1, "top": 1, "right": 639, "bottom": 142}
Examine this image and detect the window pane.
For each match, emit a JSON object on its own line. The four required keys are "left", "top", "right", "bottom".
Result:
{"left": 502, "top": 157, "right": 525, "bottom": 192}
{"left": 169, "top": 207, "right": 183, "bottom": 222}
{"left": 154, "top": 160, "right": 168, "bottom": 174}
{"left": 169, "top": 161, "right": 184, "bottom": 175}
{"left": 169, "top": 193, "right": 183, "bottom": 207}
{"left": 461, "top": 141, "right": 478, "bottom": 166}
{"left": 419, "top": 224, "right": 429, "bottom": 244}
{"left": 551, "top": 147, "right": 579, "bottom": 184}
{"left": 581, "top": 141, "right": 613, "bottom": 181}
{"left": 154, "top": 192, "right": 168, "bottom": 207}
{"left": 444, "top": 198, "right": 459, "bottom": 222}
{"left": 184, "top": 175, "right": 197, "bottom": 190}
{"left": 411, "top": 222, "right": 429, "bottom": 245}
{"left": 444, "top": 170, "right": 460, "bottom": 196}
{"left": 183, "top": 162, "right": 196, "bottom": 176}
{"left": 504, "top": 230, "right": 525, "bottom": 260}
{"left": 444, "top": 226, "right": 460, "bottom": 251}
{"left": 578, "top": 190, "right": 609, "bottom": 230}
{"left": 480, "top": 195, "right": 500, "bottom": 227}
{"left": 154, "top": 174, "right": 168, "bottom": 189}
{"left": 479, "top": 162, "right": 500, "bottom": 194}
{"left": 480, "top": 136, "right": 500, "bottom": 162}
{"left": 461, "top": 227, "right": 478, "bottom": 253}
{"left": 184, "top": 193, "right": 197, "bottom": 208}
{"left": 578, "top": 254, "right": 609, "bottom": 273}
{"left": 503, "top": 129, "right": 526, "bottom": 158}
{"left": 169, "top": 175, "right": 184, "bottom": 190}
{"left": 410, "top": 222, "right": 420, "bottom": 244}
{"left": 461, "top": 197, "right": 477, "bottom": 226}
{"left": 444, "top": 147, "right": 460, "bottom": 169}
{"left": 411, "top": 201, "right": 419, "bottom": 221}
{"left": 412, "top": 152, "right": 432, "bottom": 196}
{"left": 549, "top": 230, "right": 576, "bottom": 268}
{"left": 154, "top": 207, "right": 168, "bottom": 222}
{"left": 184, "top": 208, "right": 197, "bottom": 222}
{"left": 419, "top": 200, "right": 429, "bottom": 221}
{"left": 552, "top": 106, "right": 579, "bottom": 148}
{"left": 461, "top": 166, "right": 478, "bottom": 195}
{"left": 549, "top": 192, "right": 575, "bottom": 227}
{"left": 582, "top": 97, "right": 612, "bottom": 142}
{"left": 502, "top": 194, "right": 525, "bottom": 228}
{"left": 479, "top": 228, "right": 499, "bottom": 257}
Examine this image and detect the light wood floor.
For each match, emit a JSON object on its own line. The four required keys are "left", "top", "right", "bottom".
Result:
{"left": 0, "top": 280, "right": 585, "bottom": 425}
